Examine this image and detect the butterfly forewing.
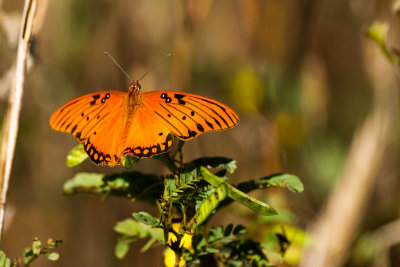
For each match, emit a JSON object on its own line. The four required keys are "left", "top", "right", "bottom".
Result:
{"left": 50, "top": 91, "right": 127, "bottom": 166}
{"left": 142, "top": 91, "right": 239, "bottom": 140}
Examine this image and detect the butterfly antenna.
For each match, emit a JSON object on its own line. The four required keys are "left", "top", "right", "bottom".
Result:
{"left": 104, "top": 52, "right": 133, "bottom": 81}
{"left": 137, "top": 53, "right": 173, "bottom": 82}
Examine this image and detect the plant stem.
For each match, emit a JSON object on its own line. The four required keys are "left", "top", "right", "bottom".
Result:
{"left": 0, "top": 0, "right": 37, "bottom": 241}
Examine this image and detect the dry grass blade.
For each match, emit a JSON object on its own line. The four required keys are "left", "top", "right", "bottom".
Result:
{"left": 0, "top": 0, "right": 38, "bottom": 241}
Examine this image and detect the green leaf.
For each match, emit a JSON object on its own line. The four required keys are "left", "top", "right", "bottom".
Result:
{"left": 122, "top": 156, "right": 140, "bottom": 169}
{"left": 114, "top": 219, "right": 147, "bottom": 237}
{"left": 205, "top": 248, "right": 219, "bottom": 253}
{"left": 63, "top": 171, "right": 163, "bottom": 203}
{"left": 115, "top": 237, "right": 132, "bottom": 259}
{"left": 172, "top": 178, "right": 204, "bottom": 203}
{"left": 114, "top": 219, "right": 163, "bottom": 259}
{"left": 258, "top": 174, "right": 304, "bottom": 193}
{"left": 0, "top": 251, "right": 8, "bottom": 267}
{"left": 132, "top": 212, "right": 160, "bottom": 226}
{"left": 32, "top": 238, "right": 41, "bottom": 255}
{"left": 45, "top": 252, "right": 59, "bottom": 261}
{"left": 224, "top": 224, "right": 234, "bottom": 236}
{"left": 140, "top": 236, "right": 159, "bottom": 252}
{"left": 190, "top": 183, "right": 228, "bottom": 229}
{"left": 200, "top": 167, "right": 277, "bottom": 216}
{"left": 193, "top": 157, "right": 237, "bottom": 173}
{"left": 366, "top": 21, "right": 400, "bottom": 66}
{"left": 63, "top": 172, "right": 104, "bottom": 194}
{"left": 233, "top": 225, "right": 246, "bottom": 235}
{"left": 66, "top": 144, "right": 88, "bottom": 167}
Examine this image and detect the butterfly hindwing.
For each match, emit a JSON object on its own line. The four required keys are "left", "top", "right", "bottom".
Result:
{"left": 122, "top": 106, "right": 174, "bottom": 158}
{"left": 141, "top": 91, "right": 239, "bottom": 140}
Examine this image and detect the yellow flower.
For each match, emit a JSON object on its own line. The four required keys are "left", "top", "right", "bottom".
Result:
{"left": 164, "top": 223, "right": 193, "bottom": 267}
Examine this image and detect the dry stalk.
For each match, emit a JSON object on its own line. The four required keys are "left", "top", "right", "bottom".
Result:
{"left": 0, "top": 0, "right": 38, "bottom": 241}
{"left": 300, "top": 35, "right": 399, "bottom": 267}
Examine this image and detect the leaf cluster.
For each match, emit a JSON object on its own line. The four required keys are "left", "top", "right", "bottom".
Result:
{"left": 0, "top": 238, "right": 61, "bottom": 267}
{"left": 63, "top": 143, "right": 303, "bottom": 265}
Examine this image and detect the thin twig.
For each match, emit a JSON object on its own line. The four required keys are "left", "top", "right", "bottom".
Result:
{"left": 0, "top": 0, "right": 37, "bottom": 241}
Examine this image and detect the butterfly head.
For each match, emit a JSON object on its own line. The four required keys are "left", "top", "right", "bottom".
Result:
{"left": 128, "top": 80, "right": 141, "bottom": 95}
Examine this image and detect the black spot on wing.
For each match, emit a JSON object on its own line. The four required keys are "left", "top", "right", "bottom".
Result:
{"left": 197, "top": 123, "right": 204, "bottom": 132}
{"left": 71, "top": 125, "right": 77, "bottom": 133}
{"left": 123, "top": 134, "right": 173, "bottom": 158}
{"left": 206, "top": 120, "right": 214, "bottom": 129}
{"left": 174, "top": 94, "right": 185, "bottom": 99}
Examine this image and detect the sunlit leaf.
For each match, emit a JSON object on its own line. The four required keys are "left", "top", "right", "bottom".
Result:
{"left": 200, "top": 167, "right": 277, "bottom": 216}
{"left": 63, "top": 171, "right": 163, "bottom": 202}
{"left": 45, "top": 252, "right": 59, "bottom": 261}
{"left": 132, "top": 212, "right": 160, "bottom": 226}
{"left": 366, "top": 21, "right": 400, "bottom": 66}
{"left": 114, "top": 219, "right": 147, "bottom": 238}
{"left": 192, "top": 157, "right": 237, "bottom": 173}
{"left": 66, "top": 144, "right": 88, "bottom": 167}
{"left": 191, "top": 183, "right": 228, "bottom": 229}
{"left": 63, "top": 172, "right": 104, "bottom": 194}
{"left": 0, "top": 251, "right": 10, "bottom": 267}
{"left": 32, "top": 238, "right": 41, "bottom": 255}
{"left": 122, "top": 156, "right": 140, "bottom": 169}
{"left": 115, "top": 237, "right": 132, "bottom": 259}
{"left": 114, "top": 219, "right": 163, "bottom": 259}
{"left": 258, "top": 174, "right": 304, "bottom": 193}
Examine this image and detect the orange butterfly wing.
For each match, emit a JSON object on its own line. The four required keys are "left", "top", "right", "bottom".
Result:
{"left": 121, "top": 107, "right": 174, "bottom": 158}
{"left": 50, "top": 91, "right": 128, "bottom": 166}
{"left": 141, "top": 91, "right": 239, "bottom": 140}
{"left": 50, "top": 86, "right": 239, "bottom": 167}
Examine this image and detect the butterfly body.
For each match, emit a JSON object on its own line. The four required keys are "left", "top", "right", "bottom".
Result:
{"left": 50, "top": 81, "right": 239, "bottom": 166}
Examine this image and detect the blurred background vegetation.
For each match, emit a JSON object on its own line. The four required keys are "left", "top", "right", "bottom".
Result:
{"left": 1, "top": 0, "right": 400, "bottom": 266}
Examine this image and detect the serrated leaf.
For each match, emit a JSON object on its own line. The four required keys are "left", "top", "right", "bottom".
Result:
{"left": 66, "top": 144, "right": 88, "bottom": 167}
{"left": 191, "top": 183, "right": 228, "bottom": 229}
{"left": 200, "top": 167, "right": 277, "bottom": 216}
{"left": 132, "top": 212, "right": 160, "bottom": 226}
{"left": 45, "top": 252, "right": 59, "bottom": 261}
{"left": 259, "top": 174, "right": 304, "bottom": 193}
{"left": 172, "top": 178, "right": 204, "bottom": 203}
{"left": 193, "top": 157, "right": 237, "bottom": 173}
{"left": 63, "top": 172, "right": 104, "bottom": 194}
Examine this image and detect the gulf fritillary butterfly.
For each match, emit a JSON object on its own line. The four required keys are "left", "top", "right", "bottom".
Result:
{"left": 50, "top": 81, "right": 239, "bottom": 166}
